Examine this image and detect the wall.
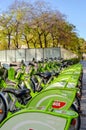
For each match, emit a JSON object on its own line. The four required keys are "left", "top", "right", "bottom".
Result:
{"left": 0, "top": 48, "right": 61, "bottom": 63}
{"left": 61, "top": 48, "right": 78, "bottom": 59}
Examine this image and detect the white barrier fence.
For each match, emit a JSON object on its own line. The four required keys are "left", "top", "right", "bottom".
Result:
{"left": 0, "top": 48, "right": 61, "bottom": 63}
{"left": 0, "top": 47, "right": 78, "bottom": 63}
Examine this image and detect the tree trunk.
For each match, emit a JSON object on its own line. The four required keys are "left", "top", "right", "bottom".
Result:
{"left": 8, "top": 34, "right": 11, "bottom": 49}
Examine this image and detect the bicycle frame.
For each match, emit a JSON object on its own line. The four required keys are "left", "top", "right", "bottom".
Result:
{"left": 0, "top": 91, "right": 78, "bottom": 130}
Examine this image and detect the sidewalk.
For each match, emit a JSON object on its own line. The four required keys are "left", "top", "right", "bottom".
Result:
{"left": 80, "top": 61, "right": 86, "bottom": 130}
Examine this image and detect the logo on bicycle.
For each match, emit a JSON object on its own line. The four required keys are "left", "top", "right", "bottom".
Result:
{"left": 52, "top": 100, "right": 66, "bottom": 109}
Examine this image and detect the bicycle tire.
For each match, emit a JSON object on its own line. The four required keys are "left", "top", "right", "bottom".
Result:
{"left": 0, "top": 92, "right": 8, "bottom": 123}
{"left": 69, "top": 104, "right": 81, "bottom": 130}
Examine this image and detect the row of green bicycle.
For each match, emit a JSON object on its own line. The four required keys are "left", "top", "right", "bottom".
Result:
{"left": 0, "top": 58, "right": 82, "bottom": 130}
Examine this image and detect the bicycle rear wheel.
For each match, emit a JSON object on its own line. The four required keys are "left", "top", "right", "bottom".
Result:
{"left": 69, "top": 104, "right": 81, "bottom": 130}
{"left": 0, "top": 92, "right": 8, "bottom": 123}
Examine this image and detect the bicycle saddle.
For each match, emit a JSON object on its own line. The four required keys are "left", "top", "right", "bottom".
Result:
{"left": 35, "top": 72, "right": 51, "bottom": 79}
{"left": 2, "top": 88, "right": 31, "bottom": 98}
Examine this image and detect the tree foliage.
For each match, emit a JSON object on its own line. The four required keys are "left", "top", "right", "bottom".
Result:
{"left": 0, "top": 0, "right": 85, "bottom": 57}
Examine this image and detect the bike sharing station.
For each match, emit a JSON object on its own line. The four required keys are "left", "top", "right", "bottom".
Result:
{"left": 0, "top": 56, "right": 83, "bottom": 130}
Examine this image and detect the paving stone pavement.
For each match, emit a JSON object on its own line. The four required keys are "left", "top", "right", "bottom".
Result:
{"left": 80, "top": 61, "right": 86, "bottom": 130}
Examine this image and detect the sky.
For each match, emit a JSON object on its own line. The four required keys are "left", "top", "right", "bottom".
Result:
{"left": 0, "top": 0, "right": 86, "bottom": 40}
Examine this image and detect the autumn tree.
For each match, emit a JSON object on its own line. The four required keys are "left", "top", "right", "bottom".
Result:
{"left": 0, "top": 0, "right": 85, "bottom": 57}
{"left": 0, "top": 13, "right": 14, "bottom": 49}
